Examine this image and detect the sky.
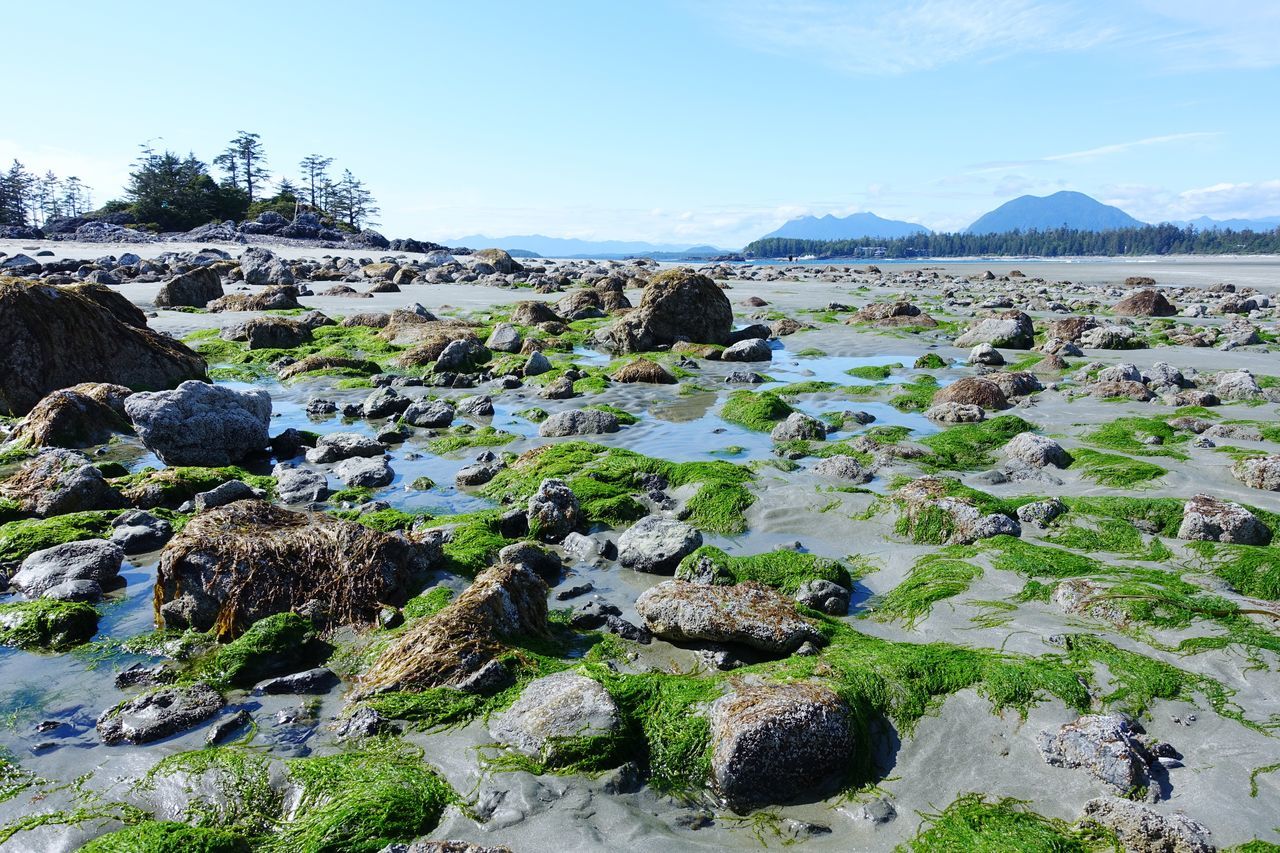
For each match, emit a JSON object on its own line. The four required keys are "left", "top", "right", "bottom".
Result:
{"left": 5, "top": 0, "right": 1280, "bottom": 247}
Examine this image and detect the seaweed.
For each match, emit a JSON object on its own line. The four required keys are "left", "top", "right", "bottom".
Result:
{"left": 875, "top": 550, "right": 983, "bottom": 627}
{"left": 1069, "top": 448, "right": 1167, "bottom": 488}
{"left": 674, "top": 545, "right": 853, "bottom": 594}
{"left": 898, "top": 793, "right": 1115, "bottom": 853}
{"left": 918, "top": 415, "right": 1037, "bottom": 472}
{"left": 720, "top": 390, "right": 795, "bottom": 431}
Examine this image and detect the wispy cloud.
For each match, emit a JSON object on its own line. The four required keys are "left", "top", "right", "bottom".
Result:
{"left": 704, "top": 0, "right": 1116, "bottom": 76}
{"left": 1103, "top": 179, "right": 1280, "bottom": 223}
{"left": 969, "top": 131, "right": 1221, "bottom": 172}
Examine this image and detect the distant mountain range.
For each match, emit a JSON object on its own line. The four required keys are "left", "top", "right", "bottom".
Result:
{"left": 449, "top": 234, "right": 731, "bottom": 258}
{"left": 762, "top": 212, "right": 930, "bottom": 240}
{"left": 967, "top": 191, "right": 1144, "bottom": 234}
{"left": 1172, "top": 215, "right": 1280, "bottom": 232}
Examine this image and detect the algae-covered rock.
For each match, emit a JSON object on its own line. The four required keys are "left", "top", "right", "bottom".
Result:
{"left": 156, "top": 500, "right": 436, "bottom": 639}
{"left": 894, "top": 477, "right": 1021, "bottom": 545}
{"left": 0, "top": 599, "right": 98, "bottom": 650}
{"left": 488, "top": 672, "right": 621, "bottom": 765}
{"left": 0, "top": 279, "right": 207, "bottom": 416}
{"left": 594, "top": 269, "right": 732, "bottom": 353}
{"left": 1177, "top": 494, "right": 1271, "bottom": 545}
{"left": 155, "top": 267, "right": 224, "bottom": 308}
{"left": 611, "top": 358, "right": 676, "bottom": 384}
{"left": 10, "top": 382, "right": 133, "bottom": 448}
{"left": 709, "top": 681, "right": 853, "bottom": 812}
{"left": 354, "top": 561, "right": 548, "bottom": 697}
{"left": 527, "top": 478, "right": 582, "bottom": 542}
{"left": 12, "top": 538, "right": 124, "bottom": 600}
{"left": 79, "top": 821, "right": 250, "bottom": 853}
{"left": 537, "top": 409, "right": 620, "bottom": 437}
{"left": 0, "top": 448, "right": 125, "bottom": 516}
{"left": 636, "top": 579, "right": 820, "bottom": 654}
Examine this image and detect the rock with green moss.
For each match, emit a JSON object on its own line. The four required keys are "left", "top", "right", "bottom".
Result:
{"left": 675, "top": 545, "right": 851, "bottom": 595}
{"left": 0, "top": 447, "right": 125, "bottom": 516}
{"left": 0, "top": 599, "right": 98, "bottom": 650}
{"left": 894, "top": 477, "right": 1021, "bottom": 545}
{"left": 720, "top": 390, "right": 794, "bottom": 431}
{"left": 488, "top": 672, "right": 622, "bottom": 767}
{"left": 636, "top": 579, "right": 821, "bottom": 655}
{"left": 914, "top": 352, "right": 949, "bottom": 369}
{"left": 194, "top": 613, "right": 331, "bottom": 688}
{"left": 9, "top": 382, "right": 134, "bottom": 449}
{"left": 79, "top": 821, "right": 250, "bottom": 853}
{"left": 0, "top": 509, "right": 125, "bottom": 563}
{"left": 593, "top": 269, "right": 732, "bottom": 353}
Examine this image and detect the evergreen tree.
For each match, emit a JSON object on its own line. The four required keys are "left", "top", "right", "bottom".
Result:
{"left": 125, "top": 147, "right": 248, "bottom": 231}
{"left": 215, "top": 131, "right": 270, "bottom": 201}
{"left": 330, "top": 169, "right": 379, "bottom": 229}
{"left": 298, "top": 154, "right": 333, "bottom": 208}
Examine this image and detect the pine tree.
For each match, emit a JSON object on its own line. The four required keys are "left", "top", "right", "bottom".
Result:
{"left": 330, "top": 169, "right": 379, "bottom": 229}
{"left": 215, "top": 131, "right": 270, "bottom": 201}
{"left": 298, "top": 154, "right": 333, "bottom": 208}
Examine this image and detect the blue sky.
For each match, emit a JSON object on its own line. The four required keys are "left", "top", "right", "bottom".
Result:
{"left": 5, "top": 0, "right": 1279, "bottom": 246}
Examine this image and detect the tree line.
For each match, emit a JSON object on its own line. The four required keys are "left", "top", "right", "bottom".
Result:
{"left": 744, "top": 223, "right": 1280, "bottom": 259}
{"left": 1, "top": 131, "right": 380, "bottom": 234}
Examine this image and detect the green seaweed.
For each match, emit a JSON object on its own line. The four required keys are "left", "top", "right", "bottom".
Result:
{"left": 898, "top": 793, "right": 1115, "bottom": 853}
{"left": 193, "top": 614, "right": 328, "bottom": 689}
{"left": 0, "top": 600, "right": 98, "bottom": 651}
{"left": 425, "top": 426, "right": 516, "bottom": 454}
{"left": 1069, "top": 449, "right": 1167, "bottom": 488}
{"left": 1083, "top": 417, "right": 1190, "bottom": 459}
{"left": 918, "top": 415, "right": 1037, "bottom": 472}
{"left": 674, "top": 545, "right": 852, "bottom": 594}
{"left": 875, "top": 551, "right": 983, "bottom": 627}
{"left": 720, "top": 390, "right": 795, "bottom": 431}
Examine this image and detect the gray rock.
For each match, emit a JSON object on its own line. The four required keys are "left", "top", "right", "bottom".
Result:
{"left": 794, "top": 579, "right": 850, "bottom": 615}
{"left": 125, "top": 380, "right": 271, "bottom": 466}
{"left": 538, "top": 375, "right": 575, "bottom": 399}
{"left": 193, "top": 479, "right": 257, "bottom": 513}
{"left": 488, "top": 672, "right": 620, "bottom": 763}
{"left": 435, "top": 338, "right": 490, "bottom": 373}
{"left": 334, "top": 706, "right": 400, "bottom": 740}
{"left": 955, "top": 312, "right": 1034, "bottom": 349}
{"left": 1037, "top": 714, "right": 1156, "bottom": 793}
{"left": 239, "top": 247, "right": 294, "bottom": 286}
{"left": 523, "top": 351, "right": 553, "bottom": 377}
{"left": 722, "top": 338, "right": 772, "bottom": 362}
{"left": 1016, "top": 498, "right": 1066, "bottom": 528}
{"left": 1004, "top": 432, "right": 1072, "bottom": 469}
{"left": 154, "top": 267, "right": 223, "bottom": 308}
{"left": 896, "top": 478, "right": 1022, "bottom": 545}
{"left": 305, "top": 431, "right": 385, "bottom": 464}
{"left": 0, "top": 448, "right": 123, "bottom": 517}
{"left": 254, "top": 667, "right": 339, "bottom": 695}
{"left": 527, "top": 479, "right": 581, "bottom": 542}
{"left": 97, "top": 682, "right": 225, "bottom": 744}
{"left": 1233, "top": 454, "right": 1280, "bottom": 491}
{"left": 1081, "top": 324, "right": 1141, "bottom": 350}
{"left": 1215, "top": 369, "right": 1263, "bottom": 401}
{"left": 1096, "top": 363, "right": 1143, "bottom": 383}
{"left": 1079, "top": 797, "right": 1213, "bottom": 853}
{"left": 457, "top": 394, "right": 495, "bottom": 417}
{"left": 1177, "top": 494, "right": 1270, "bottom": 545}
{"left": 13, "top": 539, "right": 124, "bottom": 599}
{"left": 770, "top": 412, "right": 827, "bottom": 442}
{"left": 812, "top": 455, "right": 870, "bottom": 483}
{"left": 618, "top": 516, "right": 702, "bottom": 574}
{"left": 968, "top": 343, "right": 1004, "bottom": 365}
{"left": 333, "top": 456, "right": 394, "bottom": 488}
{"left": 486, "top": 323, "right": 523, "bottom": 353}
{"left": 273, "top": 463, "right": 330, "bottom": 504}
{"left": 538, "top": 409, "right": 621, "bottom": 437}
{"left": 243, "top": 317, "right": 309, "bottom": 350}
{"left": 636, "top": 580, "right": 821, "bottom": 654}
{"left": 402, "top": 399, "right": 455, "bottom": 428}
{"left": 363, "top": 387, "right": 411, "bottom": 419}
{"left": 110, "top": 510, "right": 173, "bottom": 553}
{"left": 43, "top": 579, "right": 104, "bottom": 602}
{"left": 709, "top": 681, "right": 853, "bottom": 811}
{"left": 924, "top": 402, "right": 985, "bottom": 423}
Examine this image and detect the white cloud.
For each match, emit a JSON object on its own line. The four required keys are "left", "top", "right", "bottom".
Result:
{"left": 970, "top": 132, "right": 1219, "bottom": 172}
{"left": 704, "top": 0, "right": 1115, "bottom": 75}
{"left": 1135, "top": 0, "right": 1280, "bottom": 71}
{"left": 1102, "top": 179, "right": 1280, "bottom": 223}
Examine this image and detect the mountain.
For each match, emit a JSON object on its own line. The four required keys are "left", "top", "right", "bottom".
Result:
{"left": 1174, "top": 215, "right": 1280, "bottom": 232}
{"left": 762, "top": 212, "right": 930, "bottom": 240}
{"left": 967, "top": 191, "right": 1145, "bottom": 234}
{"left": 449, "top": 234, "right": 731, "bottom": 258}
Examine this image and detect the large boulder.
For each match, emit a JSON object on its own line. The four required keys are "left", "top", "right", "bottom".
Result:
{"left": 472, "top": 248, "right": 522, "bottom": 274}
{"left": 355, "top": 561, "right": 549, "bottom": 697}
{"left": 930, "top": 377, "right": 1008, "bottom": 410}
{"left": 594, "top": 269, "right": 732, "bottom": 353}
{"left": 1079, "top": 798, "right": 1213, "bottom": 853}
{"left": 488, "top": 672, "right": 620, "bottom": 765}
{"left": 618, "top": 516, "right": 702, "bottom": 574}
{"left": 1233, "top": 455, "right": 1280, "bottom": 491}
{"left": 97, "top": 683, "right": 224, "bottom": 745}
{"left": 954, "top": 311, "right": 1034, "bottom": 349}
{"left": 154, "top": 267, "right": 224, "bottom": 308}
{"left": 635, "top": 580, "right": 821, "bottom": 654}
{"left": 1114, "top": 289, "right": 1177, "bottom": 317}
{"left": 1037, "top": 714, "right": 1158, "bottom": 794}
{"left": 125, "top": 380, "right": 271, "bottom": 466}
{"left": 612, "top": 358, "right": 676, "bottom": 384}
{"left": 242, "top": 317, "right": 311, "bottom": 350}
{"left": 538, "top": 409, "right": 620, "bottom": 437}
{"left": 709, "top": 681, "right": 853, "bottom": 812}
{"left": 0, "top": 448, "right": 124, "bottom": 516}
{"left": 527, "top": 478, "right": 581, "bottom": 542}
{"left": 10, "top": 383, "right": 133, "bottom": 448}
{"left": 238, "top": 247, "right": 294, "bottom": 285}
{"left": 0, "top": 280, "right": 207, "bottom": 416}
{"left": 1177, "top": 494, "right": 1271, "bottom": 545}
{"left": 207, "top": 285, "right": 301, "bottom": 313}
{"left": 155, "top": 500, "right": 436, "bottom": 639}
{"left": 12, "top": 539, "right": 125, "bottom": 600}
{"left": 1004, "top": 432, "right": 1071, "bottom": 469}
{"left": 895, "top": 477, "right": 1021, "bottom": 545}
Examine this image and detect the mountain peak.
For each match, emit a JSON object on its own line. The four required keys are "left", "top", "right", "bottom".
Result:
{"left": 763, "top": 211, "right": 931, "bottom": 240}
{"left": 967, "top": 191, "right": 1144, "bottom": 234}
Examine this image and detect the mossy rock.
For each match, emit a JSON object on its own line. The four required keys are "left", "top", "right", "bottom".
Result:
{"left": 675, "top": 545, "right": 851, "bottom": 594}
{"left": 0, "top": 599, "right": 98, "bottom": 651}
{"left": 194, "top": 613, "right": 331, "bottom": 688}
{"left": 720, "top": 390, "right": 794, "bottom": 431}
{"left": 0, "top": 510, "right": 123, "bottom": 563}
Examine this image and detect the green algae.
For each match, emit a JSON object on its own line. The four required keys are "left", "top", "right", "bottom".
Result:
{"left": 875, "top": 550, "right": 983, "bottom": 627}
{"left": 193, "top": 614, "right": 329, "bottom": 689}
{"left": 1083, "top": 417, "right": 1190, "bottom": 459}
{"left": 890, "top": 375, "right": 941, "bottom": 412}
{"left": 846, "top": 364, "right": 900, "bottom": 380}
{"left": 917, "top": 415, "right": 1037, "bottom": 472}
{"left": 1068, "top": 448, "right": 1167, "bottom": 488}
{"left": 401, "top": 587, "right": 454, "bottom": 621}
{"left": 0, "top": 510, "right": 124, "bottom": 562}
{"left": 584, "top": 403, "right": 640, "bottom": 425}
{"left": 914, "top": 353, "right": 949, "bottom": 369}
{"left": 1186, "top": 541, "right": 1280, "bottom": 601}
{"left": 898, "top": 793, "right": 1116, "bottom": 853}
{"left": 113, "top": 466, "right": 275, "bottom": 506}
{"left": 674, "top": 545, "right": 853, "bottom": 594}
{"left": 0, "top": 600, "right": 98, "bottom": 651}
{"left": 425, "top": 425, "right": 516, "bottom": 454}
{"left": 80, "top": 821, "right": 251, "bottom": 852}
{"left": 720, "top": 390, "right": 795, "bottom": 431}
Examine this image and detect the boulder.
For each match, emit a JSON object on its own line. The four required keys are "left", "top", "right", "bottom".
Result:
{"left": 618, "top": 516, "right": 702, "bottom": 574}
{"left": 402, "top": 399, "right": 456, "bottom": 428}
{"left": 1214, "top": 370, "right": 1263, "bottom": 401}
{"left": 612, "top": 358, "right": 676, "bottom": 384}
{"left": 1037, "top": 714, "right": 1157, "bottom": 793}
{"left": 97, "top": 683, "right": 225, "bottom": 745}
{"left": 527, "top": 479, "right": 581, "bottom": 542}
{"left": 1233, "top": 455, "right": 1280, "bottom": 491}
{"left": 954, "top": 311, "right": 1034, "bottom": 349}
{"left": 488, "top": 672, "right": 620, "bottom": 764}
{"left": 12, "top": 539, "right": 125, "bottom": 599}
{"left": 10, "top": 383, "right": 133, "bottom": 448}
{"left": 125, "top": 380, "right": 271, "bottom": 466}
{"left": 770, "top": 412, "right": 827, "bottom": 442}
{"left": 456, "top": 395, "right": 494, "bottom": 417}
{"left": 930, "top": 377, "right": 1008, "bottom": 410}
{"left": 242, "top": 317, "right": 310, "bottom": 350}
{"left": 238, "top": 247, "right": 294, "bottom": 285}
{"left": 1089, "top": 380, "right": 1155, "bottom": 401}
{"left": 709, "top": 681, "right": 853, "bottom": 812}
{"left": 1079, "top": 798, "right": 1213, "bottom": 853}
{"left": 362, "top": 387, "right": 411, "bottom": 419}
{"left": 273, "top": 463, "right": 330, "bottom": 504}
{"left": 485, "top": 323, "right": 523, "bottom": 353}
{"left": 1114, "top": 289, "right": 1177, "bottom": 317}
{"left": 109, "top": 509, "right": 173, "bottom": 553}
{"left": 354, "top": 561, "right": 549, "bottom": 697}
{"left": 473, "top": 248, "right": 522, "bottom": 274}
{"left": 305, "top": 431, "right": 384, "bottom": 464}
{"left": 1004, "top": 432, "right": 1071, "bottom": 469}
{"left": 510, "top": 301, "right": 561, "bottom": 326}
{"left": 0, "top": 280, "right": 207, "bottom": 417}
{"left": 594, "top": 269, "right": 732, "bottom": 353}
{"left": 435, "top": 338, "right": 491, "bottom": 373}
{"left": 968, "top": 343, "right": 1004, "bottom": 366}
{"left": 794, "top": 578, "right": 851, "bottom": 614}
{"left": 722, "top": 339, "right": 772, "bottom": 362}
{"left": 853, "top": 301, "right": 935, "bottom": 327}
{"left": 1177, "top": 494, "right": 1271, "bottom": 545}
{"left": 155, "top": 500, "right": 436, "bottom": 638}
{"left": 538, "top": 409, "right": 621, "bottom": 437}
{"left": 636, "top": 580, "right": 821, "bottom": 654}
{"left": 207, "top": 285, "right": 302, "bottom": 313}
{"left": 895, "top": 477, "right": 1021, "bottom": 545}
{"left": 154, "top": 267, "right": 223, "bottom": 308}
{"left": 924, "top": 402, "right": 985, "bottom": 423}
{"left": 333, "top": 456, "right": 394, "bottom": 488}
{"left": 1081, "top": 325, "right": 1143, "bottom": 350}
{"left": 0, "top": 448, "right": 124, "bottom": 516}
{"left": 812, "top": 455, "right": 870, "bottom": 483}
